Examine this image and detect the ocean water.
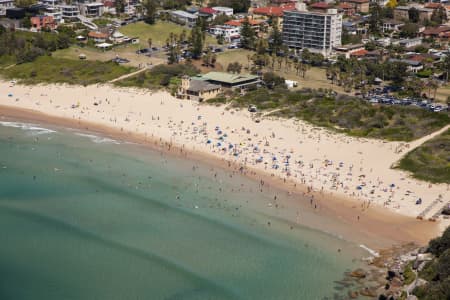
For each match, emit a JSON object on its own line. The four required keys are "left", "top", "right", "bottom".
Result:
{"left": 0, "top": 120, "right": 367, "bottom": 300}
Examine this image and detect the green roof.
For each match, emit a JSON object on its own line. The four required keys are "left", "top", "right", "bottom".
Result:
{"left": 198, "top": 72, "right": 259, "bottom": 85}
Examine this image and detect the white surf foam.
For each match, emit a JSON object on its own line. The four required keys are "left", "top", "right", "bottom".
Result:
{"left": 0, "top": 121, "right": 56, "bottom": 135}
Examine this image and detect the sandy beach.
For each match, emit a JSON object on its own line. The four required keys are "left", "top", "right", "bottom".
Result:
{"left": 0, "top": 80, "right": 448, "bottom": 247}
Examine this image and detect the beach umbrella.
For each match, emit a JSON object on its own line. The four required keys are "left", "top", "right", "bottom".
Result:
{"left": 234, "top": 152, "right": 239, "bottom": 156}
{"left": 272, "top": 156, "right": 277, "bottom": 161}
{"left": 357, "top": 186, "right": 362, "bottom": 190}
{"left": 390, "top": 184, "right": 395, "bottom": 188}
{"left": 217, "top": 142, "right": 221, "bottom": 147}
{"left": 215, "top": 126, "right": 220, "bottom": 130}
{"left": 229, "top": 144, "right": 234, "bottom": 149}
{"left": 8, "top": 93, "right": 13, "bottom": 97}
{"left": 206, "top": 140, "right": 212, "bottom": 144}
{"left": 218, "top": 130, "right": 222, "bottom": 135}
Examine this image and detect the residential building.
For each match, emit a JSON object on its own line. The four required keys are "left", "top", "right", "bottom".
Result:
{"left": 41, "top": 0, "right": 63, "bottom": 7}
{"left": 212, "top": 6, "right": 233, "bottom": 16}
{"left": 397, "top": 37, "right": 422, "bottom": 48}
{"left": 30, "top": 15, "right": 56, "bottom": 31}
{"left": 282, "top": 3, "right": 343, "bottom": 57}
{"left": 169, "top": 10, "right": 198, "bottom": 26}
{"left": 178, "top": 76, "right": 222, "bottom": 101}
{"left": 88, "top": 30, "right": 109, "bottom": 43}
{"left": 80, "top": 2, "right": 104, "bottom": 17}
{"left": 394, "top": 5, "right": 433, "bottom": 22}
{"left": 382, "top": 19, "right": 404, "bottom": 32}
{"left": 341, "top": 0, "right": 369, "bottom": 13}
{"left": 198, "top": 7, "right": 217, "bottom": 20}
{"left": 333, "top": 44, "right": 365, "bottom": 58}
{"left": 60, "top": 5, "right": 79, "bottom": 20}
{"left": 338, "top": 3, "right": 356, "bottom": 16}
{"left": 389, "top": 58, "right": 423, "bottom": 73}
{"left": 309, "top": 2, "right": 331, "bottom": 12}
{"left": 209, "top": 25, "right": 241, "bottom": 41}
{"left": 421, "top": 26, "right": 450, "bottom": 40}
{"left": 0, "top": 0, "right": 15, "bottom": 16}
{"left": 44, "top": 7, "right": 63, "bottom": 24}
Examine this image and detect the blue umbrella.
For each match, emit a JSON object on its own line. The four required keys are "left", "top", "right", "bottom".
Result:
{"left": 272, "top": 157, "right": 277, "bottom": 161}
{"left": 206, "top": 140, "right": 211, "bottom": 144}
{"left": 8, "top": 93, "right": 13, "bottom": 97}
{"left": 357, "top": 186, "right": 362, "bottom": 190}
{"left": 228, "top": 144, "right": 234, "bottom": 149}
{"left": 217, "top": 142, "right": 221, "bottom": 147}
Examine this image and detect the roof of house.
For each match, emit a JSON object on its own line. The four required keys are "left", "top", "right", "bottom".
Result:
{"left": 382, "top": 18, "right": 405, "bottom": 25}
{"left": 187, "top": 79, "right": 221, "bottom": 93}
{"left": 389, "top": 58, "right": 422, "bottom": 66}
{"left": 346, "top": 0, "right": 369, "bottom": 3}
{"left": 422, "top": 26, "right": 450, "bottom": 35}
{"left": 88, "top": 31, "right": 108, "bottom": 39}
{"left": 170, "top": 10, "right": 198, "bottom": 19}
{"left": 338, "top": 3, "right": 354, "bottom": 10}
{"left": 310, "top": 2, "right": 330, "bottom": 9}
{"left": 224, "top": 19, "right": 263, "bottom": 27}
{"left": 424, "top": 3, "right": 442, "bottom": 9}
{"left": 252, "top": 3, "right": 295, "bottom": 16}
{"left": 199, "top": 7, "right": 217, "bottom": 14}
{"left": 199, "top": 72, "right": 259, "bottom": 85}
{"left": 350, "top": 49, "right": 369, "bottom": 57}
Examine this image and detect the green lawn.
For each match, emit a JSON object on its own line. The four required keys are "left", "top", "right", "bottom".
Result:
{"left": 397, "top": 129, "right": 450, "bottom": 183}
{"left": 216, "top": 49, "right": 254, "bottom": 69}
{"left": 0, "top": 56, "right": 135, "bottom": 85}
{"left": 120, "top": 21, "right": 217, "bottom": 48}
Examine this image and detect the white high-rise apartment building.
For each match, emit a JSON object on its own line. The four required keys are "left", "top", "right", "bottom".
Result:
{"left": 282, "top": 2, "right": 342, "bottom": 57}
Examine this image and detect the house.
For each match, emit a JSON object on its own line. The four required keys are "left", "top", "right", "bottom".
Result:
{"left": 5, "top": 7, "right": 25, "bottom": 19}
{"left": 269, "top": 0, "right": 297, "bottom": 6}
{"left": 341, "top": 0, "right": 369, "bottom": 13}
{"left": 44, "top": 7, "right": 63, "bottom": 24}
{"left": 88, "top": 31, "right": 109, "bottom": 43}
{"left": 251, "top": 3, "right": 296, "bottom": 18}
{"left": 224, "top": 18, "right": 266, "bottom": 33}
{"left": 209, "top": 25, "right": 241, "bottom": 41}
{"left": 338, "top": 3, "right": 356, "bottom": 16}
{"left": 178, "top": 76, "right": 222, "bottom": 101}
{"left": 30, "top": 15, "right": 56, "bottom": 31}
{"left": 80, "top": 2, "right": 104, "bottom": 17}
{"left": 0, "top": 0, "right": 15, "bottom": 16}
{"left": 212, "top": 6, "right": 233, "bottom": 16}
{"left": 389, "top": 58, "right": 423, "bottom": 73}
{"left": 394, "top": 5, "right": 433, "bottom": 22}
{"left": 310, "top": 2, "right": 331, "bottom": 12}
{"left": 194, "top": 72, "right": 261, "bottom": 89}
{"left": 333, "top": 44, "right": 366, "bottom": 58}
{"left": 382, "top": 19, "right": 404, "bottom": 32}
{"left": 169, "top": 10, "right": 198, "bottom": 26}
{"left": 422, "top": 26, "right": 450, "bottom": 40}
{"left": 198, "top": 7, "right": 217, "bottom": 20}
{"left": 59, "top": 5, "right": 79, "bottom": 20}
{"left": 397, "top": 37, "right": 423, "bottom": 48}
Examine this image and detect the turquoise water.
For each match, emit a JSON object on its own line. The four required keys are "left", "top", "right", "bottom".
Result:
{"left": 0, "top": 121, "right": 366, "bottom": 300}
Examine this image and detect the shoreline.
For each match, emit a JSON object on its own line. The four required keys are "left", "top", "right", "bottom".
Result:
{"left": 0, "top": 103, "right": 440, "bottom": 249}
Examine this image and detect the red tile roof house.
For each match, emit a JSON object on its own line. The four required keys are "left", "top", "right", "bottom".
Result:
{"left": 309, "top": 2, "right": 331, "bottom": 11}
{"left": 421, "top": 26, "right": 450, "bottom": 41}
{"left": 30, "top": 15, "right": 56, "bottom": 31}
{"left": 251, "top": 3, "right": 295, "bottom": 18}
{"left": 338, "top": 2, "right": 355, "bottom": 16}
{"left": 198, "top": 7, "right": 218, "bottom": 19}
{"left": 88, "top": 31, "right": 109, "bottom": 43}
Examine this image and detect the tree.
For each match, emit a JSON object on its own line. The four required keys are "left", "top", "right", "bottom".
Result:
{"left": 429, "top": 226, "right": 450, "bottom": 257}
{"left": 269, "top": 18, "right": 283, "bottom": 53}
{"left": 369, "top": 3, "right": 383, "bottom": 34}
{"left": 441, "top": 54, "right": 450, "bottom": 81}
{"left": 386, "top": 0, "right": 397, "bottom": 8}
{"left": 408, "top": 7, "right": 420, "bottom": 23}
{"left": 262, "top": 72, "right": 285, "bottom": 89}
{"left": 143, "top": 0, "right": 157, "bottom": 24}
{"left": 431, "top": 6, "right": 447, "bottom": 25}
{"left": 227, "top": 62, "right": 242, "bottom": 73}
{"left": 400, "top": 22, "right": 419, "bottom": 38}
{"left": 190, "top": 22, "right": 204, "bottom": 59}
{"left": 14, "top": 0, "right": 36, "bottom": 7}
{"left": 115, "top": 0, "right": 125, "bottom": 14}
{"left": 240, "top": 19, "right": 255, "bottom": 49}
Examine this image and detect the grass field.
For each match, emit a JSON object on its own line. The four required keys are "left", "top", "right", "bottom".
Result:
{"left": 52, "top": 44, "right": 165, "bottom": 67}
{"left": 397, "top": 128, "right": 450, "bottom": 183}
{"left": 120, "top": 21, "right": 217, "bottom": 48}
{"left": 215, "top": 49, "right": 254, "bottom": 70}
{"left": 0, "top": 56, "right": 135, "bottom": 85}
